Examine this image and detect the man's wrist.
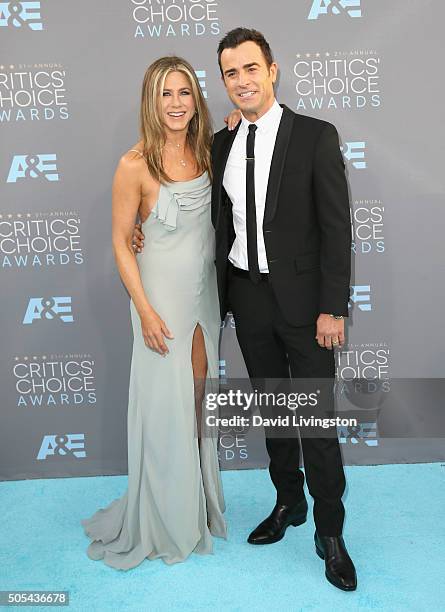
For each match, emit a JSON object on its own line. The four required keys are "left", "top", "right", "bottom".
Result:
{"left": 329, "top": 314, "right": 344, "bottom": 320}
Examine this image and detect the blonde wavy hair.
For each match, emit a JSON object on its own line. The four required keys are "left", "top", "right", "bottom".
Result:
{"left": 139, "top": 56, "right": 213, "bottom": 183}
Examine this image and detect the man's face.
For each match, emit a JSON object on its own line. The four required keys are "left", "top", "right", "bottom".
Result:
{"left": 220, "top": 41, "right": 277, "bottom": 121}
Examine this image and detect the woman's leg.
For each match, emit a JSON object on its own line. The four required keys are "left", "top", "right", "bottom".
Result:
{"left": 191, "top": 323, "right": 208, "bottom": 444}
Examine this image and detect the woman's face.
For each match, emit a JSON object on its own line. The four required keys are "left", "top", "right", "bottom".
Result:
{"left": 161, "top": 70, "right": 196, "bottom": 135}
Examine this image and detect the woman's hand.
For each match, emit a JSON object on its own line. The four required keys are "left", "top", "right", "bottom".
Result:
{"left": 224, "top": 108, "right": 243, "bottom": 131}
{"left": 140, "top": 309, "right": 174, "bottom": 355}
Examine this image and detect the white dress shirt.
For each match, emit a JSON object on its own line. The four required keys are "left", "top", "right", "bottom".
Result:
{"left": 223, "top": 99, "right": 283, "bottom": 273}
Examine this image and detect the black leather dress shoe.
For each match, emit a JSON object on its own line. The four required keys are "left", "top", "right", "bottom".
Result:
{"left": 314, "top": 532, "right": 357, "bottom": 591}
{"left": 247, "top": 499, "right": 308, "bottom": 545}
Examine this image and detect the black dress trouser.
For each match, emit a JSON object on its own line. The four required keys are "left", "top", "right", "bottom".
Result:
{"left": 227, "top": 267, "right": 346, "bottom": 536}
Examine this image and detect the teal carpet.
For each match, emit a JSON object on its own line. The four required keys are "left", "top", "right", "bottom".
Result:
{"left": 1, "top": 464, "right": 444, "bottom": 611}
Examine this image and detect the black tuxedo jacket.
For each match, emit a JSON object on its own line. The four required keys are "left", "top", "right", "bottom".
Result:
{"left": 211, "top": 104, "right": 351, "bottom": 327}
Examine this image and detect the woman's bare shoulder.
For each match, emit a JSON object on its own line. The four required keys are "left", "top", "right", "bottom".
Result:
{"left": 120, "top": 140, "right": 145, "bottom": 164}
{"left": 115, "top": 141, "right": 159, "bottom": 198}
{"left": 114, "top": 142, "right": 148, "bottom": 183}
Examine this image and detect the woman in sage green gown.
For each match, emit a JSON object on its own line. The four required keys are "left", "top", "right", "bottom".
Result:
{"left": 81, "top": 56, "right": 235, "bottom": 570}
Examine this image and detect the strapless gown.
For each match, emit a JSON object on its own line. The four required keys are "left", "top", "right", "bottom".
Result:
{"left": 81, "top": 171, "right": 227, "bottom": 569}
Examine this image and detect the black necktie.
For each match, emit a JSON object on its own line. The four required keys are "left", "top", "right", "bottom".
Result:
{"left": 246, "top": 123, "right": 261, "bottom": 283}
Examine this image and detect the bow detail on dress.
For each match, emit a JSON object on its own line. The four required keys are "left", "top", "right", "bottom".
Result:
{"left": 152, "top": 173, "right": 211, "bottom": 231}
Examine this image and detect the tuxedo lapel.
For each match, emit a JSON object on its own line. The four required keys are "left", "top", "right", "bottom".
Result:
{"left": 211, "top": 123, "right": 240, "bottom": 229}
{"left": 263, "top": 104, "right": 295, "bottom": 225}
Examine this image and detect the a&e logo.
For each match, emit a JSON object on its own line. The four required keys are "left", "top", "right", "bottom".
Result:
{"left": 341, "top": 142, "right": 366, "bottom": 169}
{"left": 219, "top": 359, "right": 227, "bottom": 383}
{"left": 308, "top": 0, "right": 362, "bottom": 20}
{"left": 6, "top": 154, "right": 59, "bottom": 183}
{"left": 37, "top": 433, "right": 86, "bottom": 460}
{"left": 23, "top": 296, "right": 74, "bottom": 324}
{"left": 338, "top": 421, "right": 378, "bottom": 446}
{"left": 195, "top": 70, "right": 208, "bottom": 99}
{"left": 0, "top": 1, "right": 43, "bottom": 30}
{"left": 349, "top": 285, "right": 372, "bottom": 312}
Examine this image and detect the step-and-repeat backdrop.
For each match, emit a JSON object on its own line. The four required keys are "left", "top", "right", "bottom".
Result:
{"left": 2, "top": 1, "right": 444, "bottom": 480}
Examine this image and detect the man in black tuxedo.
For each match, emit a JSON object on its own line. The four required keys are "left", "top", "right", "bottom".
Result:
{"left": 212, "top": 28, "right": 356, "bottom": 591}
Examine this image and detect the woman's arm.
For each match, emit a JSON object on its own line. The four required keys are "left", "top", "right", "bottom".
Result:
{"left": 112, "top": 155, "right": 173, "bottom": 355}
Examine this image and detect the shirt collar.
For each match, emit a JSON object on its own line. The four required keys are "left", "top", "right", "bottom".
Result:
{"left": 240, "top": 99, "right": 282, "bottom": 135}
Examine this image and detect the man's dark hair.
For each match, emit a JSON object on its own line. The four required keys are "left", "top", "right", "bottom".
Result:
{"left": 217, "top": 27, "right": 274, "bottom": 75}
